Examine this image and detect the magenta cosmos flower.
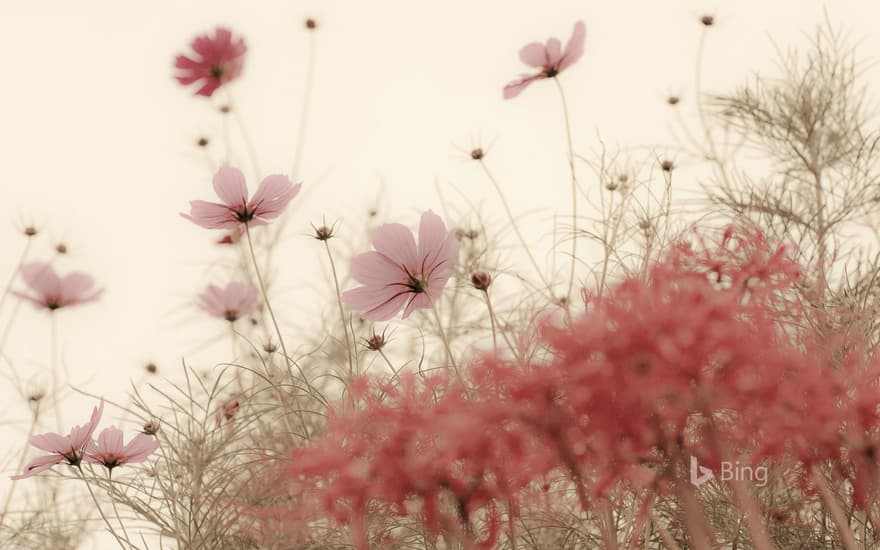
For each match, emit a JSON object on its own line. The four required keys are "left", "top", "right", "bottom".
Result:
{"left": 13, "top": 262, "right": 103, "bottom": 311}
{"left": 174, "top": 26, "right": 247, "bottom": 97}
{"left": 182, "top": 166, "right": 301, "bottom": 230}
{"left": 342, "top": 210, "right": 459, "bottom": 321}
{"left": 503, "top": 21, "right": 586, "bottom": 99}
{"left": 198, "top": 281, "right": 259, "bottom": 322}
{"left": 86, "top": 427, "right": 159, "bottom": 472}
{"left": 11, "top": 401, "right": 103, "bottom": 480}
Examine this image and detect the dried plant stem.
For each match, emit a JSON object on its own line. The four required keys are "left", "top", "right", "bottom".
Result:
{"left": 322, "top": 240, "right": 354, "bottom": 378}
{"left": 244, "top": 224, "right": 290, "bottom": 373}
{"left": 727, "top": 477, "right": 776, "bottom": 550}
{"left": 244, "top": 224, "right": 313, "bottom": 436}
{"left": 0, "top": 407, "right": 39, "bottom": 525}
{"left": 478, "top": 159, "right": 553, "bottom": 297}
{"left": 651, "top": 512, "right": 682, "bottom": 550}
{"left": 77, "top": 466, "right": 130, "bottom": 549}
{"left": 427, "top": 297, "right": 459, "bottom": 377}
{"left": 811, "top": 465, "right": 859, "bottom": 550}
{"left": 553, "top": 77, "right": 579, "bottom": 304}
{"left": 108, "top": 471, "right": 134, "bottom": 548}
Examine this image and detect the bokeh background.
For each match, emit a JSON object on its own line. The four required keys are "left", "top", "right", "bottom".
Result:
{"left": 1, "top": 1, "right": 878, "bottom": 546}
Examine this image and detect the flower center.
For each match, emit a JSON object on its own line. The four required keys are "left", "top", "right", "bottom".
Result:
{"left": 544, "top": 66, "right": 559, "bottom": 78}
{"left": 210, "top": 64, "right": 225, "bottom": 79}
{"left": 234, "top": 209, "right": 255, "bottom": 223}
{"left": 224, "top": 310, "right": 239, "bottom": 322}
{"left": 406, "top": 274, "right": 428, "bottom": 294}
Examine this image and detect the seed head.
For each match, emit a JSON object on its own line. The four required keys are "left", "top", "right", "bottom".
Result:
{"left": 666, "top": 96, "right": 680, "bottom": 106}
{"left": 145, "top": 362, "right": 158, "bottom": 374}
{"left": 197, "top": 136, "right": 209, "bottom": 148}
{"left": 219, "top": 104, "right": 231, "bottom": 114}
{"left": 470, "top": 271, "right": 492, "bottom": 291}
{"left": 364, "top": 330, "right": 388, "bottom": 352}
{"left": 700, "top": 15, "right": 715, "bottom": 27}
{"left": 311, "top": 221, "right": 337, "bottom": 241}
{"left": 661, "top": 159, "right": 675, "bottom": 172}
{"left": 470, "top": 148, "right": 484, "bottom": 160}
{"left": 142, "top": 420, "right": 160, "bottom": 435}
{"left": 305, "top": 18, "right": 317, "bottom": 30}
{"left": 24, "top": 226, "right": 37, "bottom": 238}
{"left": 55, "top": 243, "right": 68, "bottom": 255}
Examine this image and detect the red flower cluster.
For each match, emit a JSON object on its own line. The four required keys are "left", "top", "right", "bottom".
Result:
{"left": 273, "top": 228, "right": 880, "bottom": 545}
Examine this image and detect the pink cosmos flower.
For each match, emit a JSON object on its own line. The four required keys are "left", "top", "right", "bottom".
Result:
{"left": 13, "top": 262, "right": 103, "bottom": 311}
{"left": 174, "top": 26, "right": 247, "bottom": 97}
{"left": 85, "top": 426, "right": 159, "bottom": 471}
{"left": 342, "top": 210, "right": 459, "bottom": 321}
{"left": 198, "top": 281, "right": 259, "bottom": 322}
{"left": 503, "top": 21, "right": 586, "bottom": 99}
{"left": 182, "top": 166, "right": 301, "bottom": 230}
{"left": 11, "top": 401, "right": 104, "bottom": 480}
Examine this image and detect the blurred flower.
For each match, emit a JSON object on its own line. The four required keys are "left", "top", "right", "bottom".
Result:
{"left": 503, "top": 21, "right": 586, "bottom": 99}
{"left": 174, "top": 26, "right": 247, "bottom": 97}
{"left": 13, "top": 261, "right": 103, "bottom": 312}
{"left": 182, "top": 166, "right": 301, "bottom": 230}
{"left": 86, "top": 427, "right": 159, "bottom": 471}
{"left": 215, "top": 398, "right": 241, "bottom": 426}
{"left": 11, "top": 401, "right": 103, "bottom": 480}
{"left": 342, "top": 211, "right": 459, "bottom": 321}
{"left": 198, "top": 281, "right": 258, "bottom": 322}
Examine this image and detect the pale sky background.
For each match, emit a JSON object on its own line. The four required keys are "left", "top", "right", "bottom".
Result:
{"left": 1, "top": 1, "right": 879, "bottom": 547}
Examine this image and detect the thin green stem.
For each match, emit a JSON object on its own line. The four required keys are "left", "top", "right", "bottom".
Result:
{"left": 244, "top": 224, "right": 289, "bottom": 372}
{"left": 553, "top": 78, "right": 579, "bottom": 306}
{"left": 427, "top": 297, "right": 459, "bottom": 377}
{"left": 76, "top": 466, "right": 129, "bottom": 549}
{"left": 225, "top": 90, "right": 262, "bottom": 181}
{"left": 291, "top": 31, "right": 316, "bottom": 180}
{"left": 50, "top": 312, "right": 62, "bottom": 432}
{"left": 323, "top": 240, "right": 354, "bottom": 378}
{"left": 482, "top": 290, "right": 520, "bottom": 362}
{"left": 478, "top": 159, "right": 554, "bottom": 299}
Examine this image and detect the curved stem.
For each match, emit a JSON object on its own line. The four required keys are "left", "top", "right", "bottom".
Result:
{"left": 553, "top": 78, "right": 579, "bottom": 305}
{"left": 244, "top": 224, "right": 289, "bottom": 371}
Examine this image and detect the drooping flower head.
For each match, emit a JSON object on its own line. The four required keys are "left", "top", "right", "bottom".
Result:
{"left": 13, "top": 262, "right": 103, "bottom": 312}
{"left": 182, "top": 166, "right": 301, "bottom": 230}
{"left": 503, "top": 21, "right": 586, "bottom": 99}
{"left": 198, "top": 281, "right": 259, "bottom": 322}
{"left": 86, "top": 427, "right": 159, "bottom": 472}
{"left": 11, "top": 401, "right": 104, "bottom": 480}
{"left": 342, "top": 210, "right": 459, "bottom": 321}
{"left": 174, "top": 26, "right": 247, "bottom": 97}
